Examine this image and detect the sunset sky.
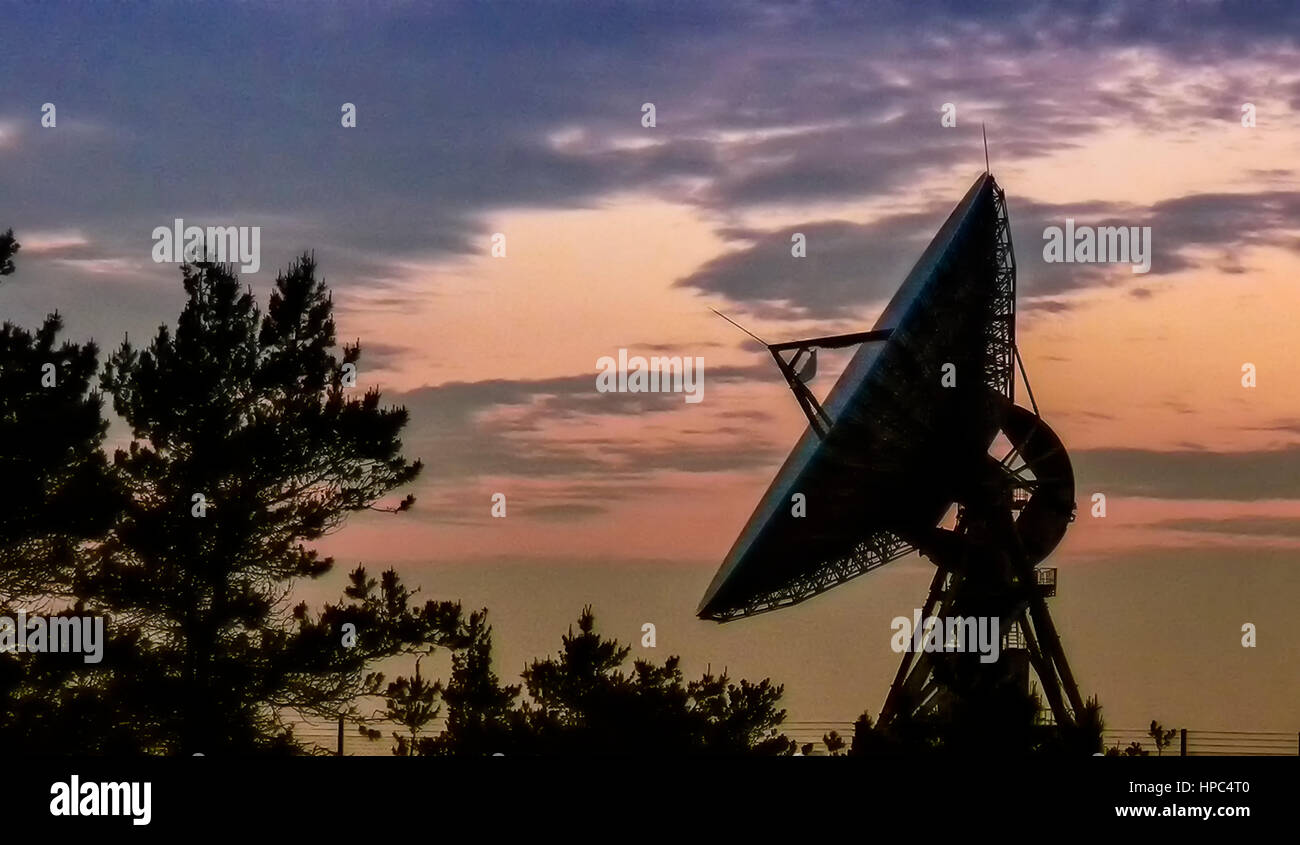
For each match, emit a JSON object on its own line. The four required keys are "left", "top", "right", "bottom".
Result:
{"left": 3, "top": 1, "right": 1299, "bottom": 735}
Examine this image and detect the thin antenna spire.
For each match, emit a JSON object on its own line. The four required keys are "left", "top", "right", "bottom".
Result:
{"left": 710, "top": 308, "right": 769, "bottom": 346}
{"left": 982, "top": 123, "right": 990, "bottom": 173}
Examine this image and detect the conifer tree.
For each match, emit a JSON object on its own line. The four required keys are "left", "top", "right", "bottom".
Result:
{"left": 79, "top": 256, "right": 458, "bottom": 753}
{"left": 430, "top": 609, "right": 521, "bottom": 755}
{"left": 0, "top": 228, "right": 117, "bottom": 601}
{"left": 409, "top": 605, "right": 792, "bottom": 755}
{"left": 0, "top": 229, "right": 119, "bottom": 752}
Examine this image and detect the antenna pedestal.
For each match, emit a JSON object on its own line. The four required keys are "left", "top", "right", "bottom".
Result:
{"left": 880, "top": 403, "right": 1083, "bottom": 737}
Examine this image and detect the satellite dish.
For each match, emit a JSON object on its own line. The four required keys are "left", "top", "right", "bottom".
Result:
{"left": 700, "top": 172, "right": 1086, "bottom": 729}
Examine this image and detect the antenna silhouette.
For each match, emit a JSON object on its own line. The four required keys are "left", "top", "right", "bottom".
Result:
{"left": 698, "top": 172, "right": 1088, "bottom": 738}
{"left": 982, "top": 123, "right": 990, "bottom": 173}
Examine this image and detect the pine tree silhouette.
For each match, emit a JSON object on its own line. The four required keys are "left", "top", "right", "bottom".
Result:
{"left": 66, "top": 256, "right": 460, "bottom": 753}
{"left": 402, "top": 605, "right": 793, "bottom": 755}
{"left": 430, "top": 609, "right": 522, "bottom": 755}
{"left": 0, "top": 229, "right": 121, "bottom": 752}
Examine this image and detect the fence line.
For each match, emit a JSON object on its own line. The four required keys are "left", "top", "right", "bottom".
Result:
{"left": 1103, "top": 728, "right": 1297, "bottom": 756}
{"left": 295, "top": 718, "right": 1299, "bottom": 756}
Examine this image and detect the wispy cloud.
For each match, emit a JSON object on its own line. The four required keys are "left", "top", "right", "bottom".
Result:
{"left": 1073, "top": 446, "right": 1300, "bottom": 501}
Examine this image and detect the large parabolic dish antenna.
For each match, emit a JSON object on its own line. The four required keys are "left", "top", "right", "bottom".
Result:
{"left": 699, "top": 172, "right": 1085, "bottom": 727}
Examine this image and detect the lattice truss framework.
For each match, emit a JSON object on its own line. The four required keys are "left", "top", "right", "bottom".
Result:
{"left": 986, "top": 183, "right": 1017, "bottom": 402}
{"left": 710, "top": 532, "right": 914, "bottom": 621}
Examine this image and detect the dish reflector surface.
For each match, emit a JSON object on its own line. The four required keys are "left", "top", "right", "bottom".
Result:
{"left": 699, "top": 173, "right": 1015, "bottom": 620}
